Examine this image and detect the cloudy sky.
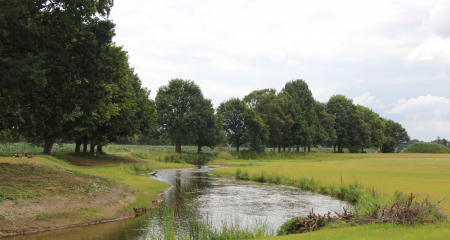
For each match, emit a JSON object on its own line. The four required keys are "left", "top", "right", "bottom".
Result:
{"left": 108, "top": 0, "right": 450, "bottom": 141}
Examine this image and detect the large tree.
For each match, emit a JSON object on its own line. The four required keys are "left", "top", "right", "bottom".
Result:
{"left": 217, "top": 98, "right": 269, "bottom": 152}
{"left": 0, "top": 0, "right": 115, "bottom": 154}
{"left": 356, "top": 105, "right": 386, "bottom": 150}
{"left": 326, "top": 95, "right": 353, "bottom": 153}
{"left": 314, "top": 101, "right": 337, "bottom": 148}
{"left": 381, "top": 119, "right": 410, "bottom": 153}
{"left": 283, "top": 80, "right": 316, "bottom": 151}
{"left": 155, "top": 79, "right": 206, "bottom": 152}
{"left": 192, "top": 99, "right": 221, "bottom": 153}
{"left": 346, "top": 105, "right": 371, "bottom": 153}
{"left": 244, "top": 89, "right": 293, "bottom": 152}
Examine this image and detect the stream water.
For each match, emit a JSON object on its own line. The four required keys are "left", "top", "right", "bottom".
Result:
{"left": 6, "top": 166, "right": 348, "bottom": 240}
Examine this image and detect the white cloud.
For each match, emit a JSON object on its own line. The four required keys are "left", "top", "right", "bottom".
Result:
{"left": 435, "top": 70, "right": 450, "bottom": 80}
{"left": 426, "top": 0, "right": 450, "bottom": 37}
{"left": 352, "top": 93, "right": 385, "bottom": 109}
{"left": 401, "top": 120, "right": 450, "bottom": 141}
{"left": 407, "top": 35, "right": 450, "bottom": 62}
{"left": 387, "top": 94, "right": 450, "bottom": 120}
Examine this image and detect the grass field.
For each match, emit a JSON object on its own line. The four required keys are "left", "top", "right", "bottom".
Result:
{"left": 211, "top": 153, "right": 450, "bottom": 207}
{"left": 257, "top": 222, "right": 450, "bottom": 240}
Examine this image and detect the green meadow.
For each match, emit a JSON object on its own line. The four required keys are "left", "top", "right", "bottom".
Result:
{"left": 212, "top": 153, "right": 450, "bottom": 208}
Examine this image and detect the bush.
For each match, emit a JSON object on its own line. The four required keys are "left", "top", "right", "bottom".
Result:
{"left": 277, "top": 217, "right": 301, "bottom": 235}
{"left": 403, "top": 142, "right": 450, "bottom": 153}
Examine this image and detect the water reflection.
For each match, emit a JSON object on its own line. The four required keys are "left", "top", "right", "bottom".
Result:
{"left": 6, "top": 165, "right": 348, "bottom": 240}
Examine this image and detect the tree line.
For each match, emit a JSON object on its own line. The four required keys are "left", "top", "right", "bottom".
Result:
{"left": 156, "top": 79, "right": 409, "bottom": 153}
{"left": 0, "top": 1, "right": 409, "bottom": 154}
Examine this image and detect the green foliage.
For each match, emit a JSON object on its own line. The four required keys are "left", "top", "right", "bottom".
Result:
{"left": 217, "top": 98, "right": 269, "bottom": 152}
{"left": 156, "top": 79, "right": 208, "bottom": 152}
{"left": 277, "top": 217, "right": 301, "bottom": 235}
{"left": 403, "top": 142, "right": 450, "bottom": 153}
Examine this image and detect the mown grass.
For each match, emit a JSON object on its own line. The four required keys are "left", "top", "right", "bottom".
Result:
{"left": 257, "top": 222, "right": 450, "bottom": 240}
{"left": 211, "top": 153, "right": 450, "bottom": 209}
{"left": 212, "top": 153, "right": 450, "bottom": 239}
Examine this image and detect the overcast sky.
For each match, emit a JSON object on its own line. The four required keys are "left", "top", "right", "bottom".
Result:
{"left": 108, "top": 0, "right": 450, "bottom": 141}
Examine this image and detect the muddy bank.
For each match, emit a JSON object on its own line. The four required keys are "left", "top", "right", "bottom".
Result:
{"left": 0, "top": 179, "right": 171, "bottom": 237}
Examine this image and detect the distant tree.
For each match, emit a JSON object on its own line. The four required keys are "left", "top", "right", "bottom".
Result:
{"left": 155, "top": 79, "right": 204, "bottom": 152}
{"left": 283, "top": 80, "right": 316, "bottom": 151}
{"left": 443, "top": 138, "right": 448, "bottom": 147}
{"left": 217, "top": 98, "right": 269, "bottom": 152}
{"left": 356, "top": 105, "right": 386, "bottom": 151}
{"left": 325, "top": 95, "right": 353, "bottom": 152}
{"left": 346, "top": 105, "right": 370, "bottom": 153}
{"left": 382, "top": 119, "right": 410, "bottom": 153}
{"left": 314, "top": 101, "right": 337, "bottom": 148}
{"left": 192, "top": 99, "right": 220, "bottom": 153}
{"left": 244, "top": 89, "right": 293, "bottom": 152}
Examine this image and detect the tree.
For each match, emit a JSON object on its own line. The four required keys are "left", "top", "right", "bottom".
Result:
{"left": 88, "top": 48, "right": 157, "bottom": 153}
{"left": 382, "top": 119, "right": 410, "bottom": 153}
{"left": 244, "top": 89, "right": 293, "bottom": 152}
{"left": 283, "top": 80, "right": 316, "bottom": 151}
{"left": 356, "top": 105, "right": 386, "bottom": 150}
{"left": 325, "top": 95, "right": 353, "bottom": 152}
{"left": 192, "top": 99, "right": 220, "bottom": 153}
{"left": 314, "top": 101, "right": 337, "bottom": 148}
{"left": 155, "top": 79, "right": 205, "bottom": 152}
{"left": 217, "top": 98, "right": 269, "bottom": 152}
{"left": 0, "top": 0, "right": 115, "bottom": 154}
{"left": 346, "top": 105, "right": 371, "bottom": 153}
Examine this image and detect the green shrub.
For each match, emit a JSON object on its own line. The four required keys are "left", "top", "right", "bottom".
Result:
{"left": 277, "top": 217, "right": 300, "bottom": 235}
{"left": 403, "top": 142, "right": 450, "bottom": 153}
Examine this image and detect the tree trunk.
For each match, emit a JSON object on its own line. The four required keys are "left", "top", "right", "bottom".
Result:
{"left": 278, "top": 143, "right": 281, "bottom": 153}
{"left": 90, "top": 143, "right": 95, "bottom": 153}
{"left": 75, "top": 138, "right": 82, "bottom": 153}
{"left": 296, "top": 145, "right": 299, "bottom": 152}
{"left": 308, "top": 145, "right": 310, "bottom": 152}
{"left": 333, "top": 144, "right": 336, "bottom": 153}
{"left": 303, "top": 146, "right": 306, "bottom": 152}
{"left": 175, "top": 138, "right": 181, "bottom": 152}
{"left": 283, "top": 146, "right": 286, "bottom": 152}
{"left": 197, "top": 141, "right": 202, "bottom": 153}
{"left": 97, "top": 144, "right": 103, "bottom": 153}
{"left": 43, "top": 139, "right": 55, "bottom": 155}
{"left": 361, "top": 146, "right": 364, "bottom": 153}
{"left": 83, "top": 136, "right": 88, "bottom": 153}
{"left": 236, "top": 141, "right": 240, "bottom": 152}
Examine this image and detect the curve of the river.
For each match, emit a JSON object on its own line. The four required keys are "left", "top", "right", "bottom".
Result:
{"left": 6, "top": 166, "right": 348, "bottom": 240}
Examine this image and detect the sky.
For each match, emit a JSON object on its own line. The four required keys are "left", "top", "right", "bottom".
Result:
{"left": 108, "top": 0, "right": 450, "bottom": 142}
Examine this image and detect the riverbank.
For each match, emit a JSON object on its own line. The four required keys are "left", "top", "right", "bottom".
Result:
{"left": 0, "top": 153, "right": 192, "bottom": 237}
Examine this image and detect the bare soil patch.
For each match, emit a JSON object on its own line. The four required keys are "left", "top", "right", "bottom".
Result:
{"left": 0, "top": 160, "right": 153, "bottom": 236}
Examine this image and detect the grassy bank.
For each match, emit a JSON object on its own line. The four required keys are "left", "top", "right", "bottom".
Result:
{"left": 0, "top": 151, "right": 192, "bottom": 236}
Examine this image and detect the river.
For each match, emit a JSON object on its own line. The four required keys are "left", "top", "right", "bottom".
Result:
{"left": 6, "top": 166, "right": 348, "bottom": 240}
